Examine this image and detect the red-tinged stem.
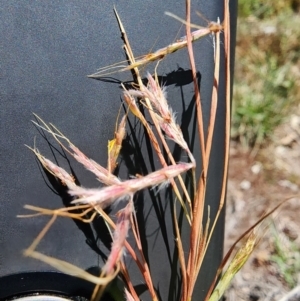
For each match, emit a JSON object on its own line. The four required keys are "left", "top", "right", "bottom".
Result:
{"left": 204, "top": 1, "right": 231, "bottom": 299}
{"left": 93, "top": 206, "right": 157, "bottom": 300}
{"left": 185, "top": 0, "right": 208, "bottom": 299}
{"left": 204, "top": 0, "right": 231, "bottom": 265}
{"left": 120, "top": 264, "right": 140, "bottom": 301}
{"left": 130, "top": 208, "right": 157, "bottom": 301}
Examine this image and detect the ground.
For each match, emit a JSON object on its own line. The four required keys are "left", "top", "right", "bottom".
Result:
{"left": 224, "top": 105, "right": 300, "bottom": 301}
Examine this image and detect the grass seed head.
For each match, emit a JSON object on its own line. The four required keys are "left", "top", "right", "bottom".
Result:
{"left": 103, "top": 201, "right": 133, "bottom": 274}
{"left": 69, "top": 162, "right": 194, "bottom": 206}
{"left": 36, "top": 154, "right": 76, "bottom": 188}
{"left": 70, "top": 144, "right": 120, "bottom": 185}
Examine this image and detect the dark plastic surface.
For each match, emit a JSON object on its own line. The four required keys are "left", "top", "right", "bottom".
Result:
{"left": 0, "top": 272, "right": 92, "bottom": 300}
{"left": 1, "top": 1, "right": 237, "bottom": 300}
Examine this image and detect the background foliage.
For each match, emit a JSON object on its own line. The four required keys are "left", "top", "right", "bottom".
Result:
{"left": 232, "top": 0, "right": 300, "bottom": 148}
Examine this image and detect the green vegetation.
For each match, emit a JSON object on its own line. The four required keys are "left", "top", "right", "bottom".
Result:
{"left": 271, "top": 223, "right": 300, "bottom": 288}
{"left": 231, "top": 0, "right": 300, "bottom": 148}
{"left": 238, "top": 0, "right": 299, "bottom": 19}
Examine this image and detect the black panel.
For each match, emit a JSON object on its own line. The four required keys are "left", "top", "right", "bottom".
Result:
{"left": 1, "top": 1, "right": 237, "bottom": 300}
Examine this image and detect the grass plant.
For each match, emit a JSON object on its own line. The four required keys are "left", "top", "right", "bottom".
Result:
{"left": 18, "top": 1, "right": 298, "bottom": 300}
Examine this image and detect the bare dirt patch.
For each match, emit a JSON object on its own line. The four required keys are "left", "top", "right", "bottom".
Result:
{"left": 224, "top": 106, "right": 300, "bottom": 301}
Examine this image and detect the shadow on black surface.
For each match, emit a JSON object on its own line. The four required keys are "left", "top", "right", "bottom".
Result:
{"left": 90, "top": 67, "right": 199, "bottom": 90}
{"left": 115, "top": 69, "right": 202, "bottom": 301}
{"left": 28, "top": 66, "right": 202, "bottom": 301}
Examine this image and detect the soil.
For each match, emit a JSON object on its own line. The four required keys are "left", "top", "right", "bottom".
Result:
{"left": 224, "top": 106, "right": 300, "bottom": 301}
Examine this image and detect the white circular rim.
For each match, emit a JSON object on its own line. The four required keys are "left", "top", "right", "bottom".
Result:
{"left": 12, "top": 295, "right": 73, "bottom": 301}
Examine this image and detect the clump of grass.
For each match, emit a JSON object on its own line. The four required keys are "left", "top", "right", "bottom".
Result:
{"left": 19, "top": 1, "right": 298, "bottom": 301}
{"left": 20, "top": 3, "right": 229, "bottom": 299}
{"left": 231, "top": 2, "right": 300, "bottom": 149}
{"left": 271, "top": 223, "right": 300, "bottom": 289}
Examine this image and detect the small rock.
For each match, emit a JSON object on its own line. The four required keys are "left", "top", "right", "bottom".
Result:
{"left": 240, "top": 180, "right": 251, "bottom": 190}
{"left": 261, "top": 25, "right": 276, "bottom": 35}
{"left": 275, "top": 145, "right": 288, "bottom": 156}
{"left": 290, "top": 114, "right": 300, "bottom": 131}
{"left": 251, "top": 162, "right": 262, "bottom": 174}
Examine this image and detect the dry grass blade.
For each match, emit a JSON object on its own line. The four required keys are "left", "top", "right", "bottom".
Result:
{"left": 26, "top": 250, "right": 119, "bottom": 286}
{"left": 88, "top": 13, "right": 222, "bottom": 78}
{"left": 108, "top": 114, "right": 127, "bottom": 173}
{"left": 22, "top": 195, "right": 157, "bottom": 300}
{"left": 208, "top": 232, "right": 257, "bottom": 301}
{"left": 20, "top": 204, "right": 96, "bottom": 222}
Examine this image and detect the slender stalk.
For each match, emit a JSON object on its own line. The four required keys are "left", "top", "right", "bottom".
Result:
{"left": 89, "top": 17, "right": 222, "bottom": 78}
{"left": 120, "top": 264, "right": 140, "bottom": 301}
{"left": 130, "top": 208, "right": 158, "bottom": 301}
{"left": 204, "top": 31, "right": 220, "bottom": 162}
{"left": 184, "top": 0, "right": 208, "bottom": 297}
{"left": 193, "top": 28, "right": 221, "bottom": 283}
{"left": 204, "top": 0, "right": 231, "bottom": 256}
{"left": 173, "top": 204, "right": 187, "bottom": 301}
{"left": 25, "top": 215, "right": 57, "bottom": 254}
